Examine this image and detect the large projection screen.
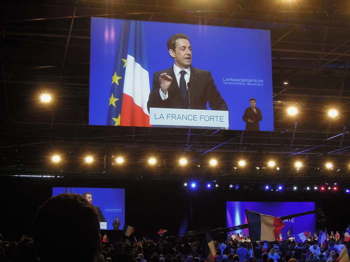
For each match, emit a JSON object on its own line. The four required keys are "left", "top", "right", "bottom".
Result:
{"left": 89, "top": 18, "right": 273, "bottom": 131}
{"left": 52, "top": 187, "right": 125, "bottom": 230}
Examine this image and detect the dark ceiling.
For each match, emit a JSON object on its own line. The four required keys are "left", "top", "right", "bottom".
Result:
{"left": 1, "top": 0, "right": 350, "bottom": 182}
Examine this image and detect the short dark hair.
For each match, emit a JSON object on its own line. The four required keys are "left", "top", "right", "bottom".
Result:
{"left": 249, "top": 98, "right": 256, "bottom": 102}
{"left": 34, "top": 194, "right": 100, "bottom": 262}
{"left": 167, "top": 33, "right": 190, "bottom": 51}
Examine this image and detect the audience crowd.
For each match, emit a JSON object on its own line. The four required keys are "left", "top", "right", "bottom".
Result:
{"left": 1, "top": 229, "right": 349, "bottom": 262}
{"left": 0, "top": 194, "right": 349, "bottom": 262}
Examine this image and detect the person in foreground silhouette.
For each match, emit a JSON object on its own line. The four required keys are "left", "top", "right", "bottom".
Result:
{"left": 34, "top": 193, "right": 102, "bottom": 262}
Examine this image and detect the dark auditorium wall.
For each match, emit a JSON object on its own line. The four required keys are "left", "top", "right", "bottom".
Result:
{"left": 0, "top": 177, "right": 349, "bottom": 240}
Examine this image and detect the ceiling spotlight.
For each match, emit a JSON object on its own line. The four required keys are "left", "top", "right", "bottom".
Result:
{"left": 283, "top": 81, "right": 289, "bottom": 86}
{"left": 294, "top": 160, "right": 304, "bottom": 170}
{"left": 306, "top": 186, "right": 311, "bottom": 191}
{"left": 190, "top": 182, "right": 197, "bottom": 189}
{"left": 114, "top": 156, "right": 125, "bottom": 165}
{"left": 286, "top": 106, "right": 299, "bottom": 117}
{"left": 314, "top": 186, "right": 318, "bottom": 191}
{"left": 237, "top": 159, "right": 247, "bottom": 168}
{"left": 345, "top": 189, "right": 350, "bottom": 194}
{"left": 39, "top": 92, "right": 53, "bottom": 104}
{"left": 206, "top": 183, "right": 212, "bottom": 189}
{"left": 178, "top": 157, "right": 188, "bottom": 167}
{"left": 293, "top": 186, "right": 298, "bottom": 191}
{"left": 333, "top": 186, "right": 338, "bottom": 191}
{"left": 184, "top": 182, "right": 188, "bottom": 187}
{"left": 264, "top": 185, "right": 270, "bottom": 191}
{"left": 84, "top": 155, "right": 95, "bottom": 165}
{"left": 147, "top": 156, "right": 157, "bottom": 166}
{"left": 215, "top": 183, "right": 219, "bottom": 188}
{"left": 277, "top": 185, "right": 284, "bottom": 191}
{"left": 229, "top": 184, "right": 233, "bottom": 189}
{"left": 209, "top": 158, "right": 218, "bottom": 167}
{"left": 325, "top": 161, "right": 334, "bottom": 170}
{"left": 320, "top": 186, "right": 326, "bottom": 191}
{"left": 50, "top": 154, "right": 62, "bottom": 164}
{"left": 327, "top": 108, "right": 339, "bottom": 119}
{"left": 267, "top": 160, "right": 277, "bottom": 169}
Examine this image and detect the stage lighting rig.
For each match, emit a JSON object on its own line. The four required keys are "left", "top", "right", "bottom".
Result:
{"left": 84, "top": 155, "right": 95, "bottom": 165}
{"left": 38, "top": 92, "right": 53, "bottom": 104}
{"left": 50, "top": 154, "right": 62, "bottom": 164}
{"left": 237, "top": 159, "right": 247, "bottom": 168}
{"left": 147, "top": 156, "right": 158, "bottom": 166}
{"left": 178, "top": 157, "right": 188, "bottom": 167}
{"left": 327, "top": 108, "right": 339, "bottom": 119}
{"left": 209, "top": 158, "right": 218, "bottom": 167}
{"left": 114, "top": 156, "right": 125, "bottom": 165}
{"left": 267, "top": 160, "right": 277, "bottom": 169}
{"left": 324, "top": 161, "right": 334, "bottom": 170}
{"left": 286, "top": 105, "right": 299, "bottom": 117}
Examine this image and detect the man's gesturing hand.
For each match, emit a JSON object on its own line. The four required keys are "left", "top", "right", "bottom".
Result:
{"left": 159, "top": 73, "right": 173, "bottom": 94}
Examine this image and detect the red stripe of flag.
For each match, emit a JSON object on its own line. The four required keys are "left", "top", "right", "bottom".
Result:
{"left": 121, "top": 94, "right": 150, "bottom": 127}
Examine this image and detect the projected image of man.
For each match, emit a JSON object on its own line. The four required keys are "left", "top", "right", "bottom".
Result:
{"left": 147, "top": 33, "right": 228, "bottom": 110}
{"left": 83, "top": 192, "right": 106, "bottom": 222}
{"left": 242, "top": 98, "right": 262, "bottom": 131}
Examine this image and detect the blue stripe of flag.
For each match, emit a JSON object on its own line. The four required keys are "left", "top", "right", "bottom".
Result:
{"left": 126, "top": 21, "right": 149, "bottom": 71}
{"left": 246, "top": 210, "right": 261, "bottom": 241}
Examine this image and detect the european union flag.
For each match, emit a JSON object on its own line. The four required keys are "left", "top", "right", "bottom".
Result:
{"left": 107, "top": 21, "right": 130, "bottom": 126}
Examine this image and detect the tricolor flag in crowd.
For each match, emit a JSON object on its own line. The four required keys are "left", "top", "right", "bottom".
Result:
{"left": 157, "top": 228, "right": 168, "bottom": 236}
{"left": 296, "top": 232, "right": 310, "bottom": 243}
{"left": 205, "top": 232, "right": 217, "bottom": 262}
{"left": 345, "top": 231, "right": 350, "bottom": 242}
{"left": 245, "top": 210, "right": 285, "bottom": 241}
{"left": 125, "top": 225, "right": 135, "bottom": 237}
{"left": 319, "top": 230, "right": 327, "bottom": 246}
{"left": 336, "top": 245, "right": 350, "bottom": 262}
{"left": 107, "top": 20, "right": 150, "bottom": 127}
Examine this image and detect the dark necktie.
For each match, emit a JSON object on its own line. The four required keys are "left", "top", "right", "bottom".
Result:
{"left": 179, "top": 70, "right": 188, "bottom": 108}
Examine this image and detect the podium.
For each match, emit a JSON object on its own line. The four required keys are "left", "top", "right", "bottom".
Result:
{"left": 150, "top": 107, "right": 229, "bottom": 129}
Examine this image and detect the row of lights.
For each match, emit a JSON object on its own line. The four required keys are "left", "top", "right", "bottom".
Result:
{"left": 50, "top": 154, "right": 195, "bottom": 167}
{"left": 285, "top": 105, "right": 340, "bottom": 119}
{"left": 183, "top": 182, "right": 350, "bottom": 194}
{"left": 49, "top": 154, "right": 347, "bottom": 171}
{"left": 38, "top": 92, "right": 342, "bottom": 120}
{"left": 264, "top": 184, "right": 339, "bottom": 192}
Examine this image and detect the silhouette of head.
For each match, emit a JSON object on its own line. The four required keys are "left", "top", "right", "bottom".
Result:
{"left": 34, "top": 193, "right": 101, "bottom": 262}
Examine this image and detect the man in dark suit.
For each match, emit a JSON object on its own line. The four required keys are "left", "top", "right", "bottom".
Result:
{"left": 147, "top": 33, "right": 227, "bottom": 110}
{"left": 242, "top": 98, "right": 262, "bottom": 131}
{"left": 83, "top": 192, "right": 106, "bottom": 222}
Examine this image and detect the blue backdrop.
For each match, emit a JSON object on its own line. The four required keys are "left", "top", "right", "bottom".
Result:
{"left": 52, "top": 187, "right": 125, "bottom": 230}
{"left": 226, "top": 201, "right": 316, "bottom": 238}
{"left": 90, "top": 17, "right": 274, "bottom": 131}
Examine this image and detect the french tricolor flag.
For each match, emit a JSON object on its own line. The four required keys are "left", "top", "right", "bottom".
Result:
{"left": 246, "top": 210, "right": 285, "bottom": 241}
{"left": 336, "top": 245, "right": 350, "bottom": 262}
{"left": 121, "top": 21, "right": 150, "bottom": 127}
{"left": 107, "top": 21, "right": 150, "bottom": 127}
{"left": 296, "top": 232, "right": 310, "bottom": 243}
